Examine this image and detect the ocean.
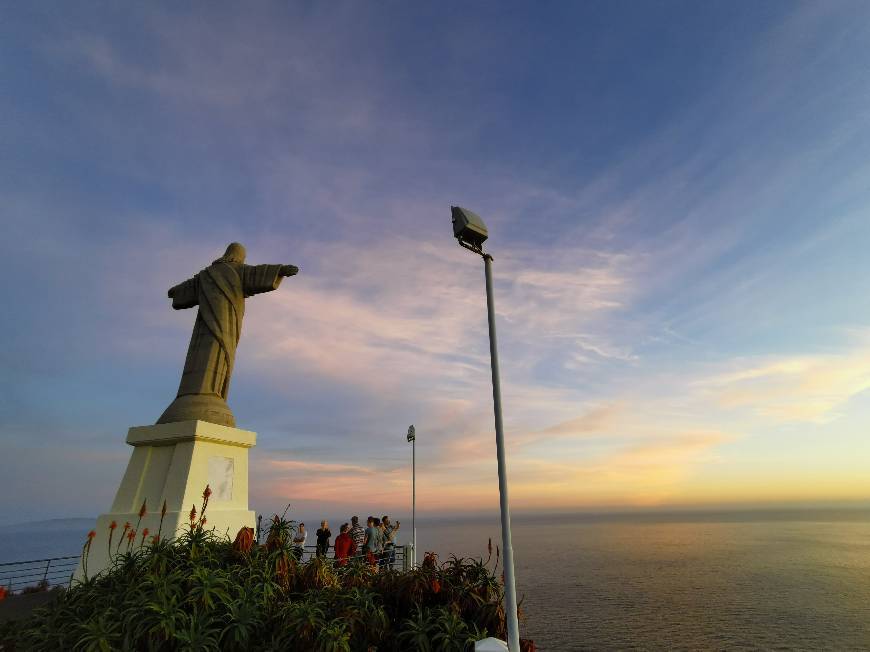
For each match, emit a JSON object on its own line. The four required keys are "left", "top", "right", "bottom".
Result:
{"left": 418, "top": 512, "right": 870, "bottom": 650}
{"left": 3, "top": 512, "right": 870, "bottom": 650}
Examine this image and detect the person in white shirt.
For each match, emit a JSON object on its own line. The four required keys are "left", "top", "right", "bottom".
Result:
{"left": 382, "top": 515, "right": 400, "bottom": 567}
{"left": 292, "top": 522, "right": 307, "bottom": 560}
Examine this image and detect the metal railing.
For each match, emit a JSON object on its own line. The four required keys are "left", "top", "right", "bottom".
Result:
{"left": 295, "top": 543, "right": 413, "bottom": 571}
{"left": 0, "top": 544, "right": 414, "bottom": 595}
{"left": 0, "top": 556, "right": 80, "bottom": 594}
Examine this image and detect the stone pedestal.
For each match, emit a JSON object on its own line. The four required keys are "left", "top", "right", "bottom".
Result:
{"left": 75, "top": 420, "right": 256, "bottom": 581}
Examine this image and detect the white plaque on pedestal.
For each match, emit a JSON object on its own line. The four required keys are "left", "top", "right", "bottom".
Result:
{"left": 208, "top": 456, "right": 234, "bottom": 501}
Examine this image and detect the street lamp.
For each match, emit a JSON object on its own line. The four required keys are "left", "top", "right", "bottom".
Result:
{"left": 451, "top": 206, "right": 521, "bottom": 652}
{"left": 407, "top": 424, "right": 416, "bottom": 569}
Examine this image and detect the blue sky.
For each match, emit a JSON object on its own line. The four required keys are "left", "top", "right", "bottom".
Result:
{"left": 2, "top": 1, "right": 870, "bottom": 525}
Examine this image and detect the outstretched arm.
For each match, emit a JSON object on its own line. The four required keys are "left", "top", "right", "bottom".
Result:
{"left": 167, "top": 277, "right": 199, "bottom": 310}
{"left": 241, "top": 263, "right": 299, "bottom": 297}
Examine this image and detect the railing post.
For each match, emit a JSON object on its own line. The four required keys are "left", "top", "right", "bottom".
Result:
{"left": 43, "top": 558, "right": 52, "bottom": 584}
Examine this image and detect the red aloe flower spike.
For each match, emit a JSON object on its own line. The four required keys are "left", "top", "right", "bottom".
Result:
{"left": 199, "top": 485, "right": 212, "bottom": 526}
{"left": 81, "top": 532, "right": 95, "bottom": 580}
{"left": 157, "top": 499, "right": 168, "bottom": 542}
{"left": 140, "top": 528, "right": 149, "bottom": 547}
{"left": 152, "top": 535, "right": 159, "bottom": 545}
{"left": 201, "top": 517, "right": 206, "bottom": 527}
{"left": 108, "top": 520, "right": 118, "bottom": 555}
{"left": 134, "top": 499, "right": 147, "bottom": 538}
{"left": 117, "top": 522, "right": 131, "bottom": 553}
{"left": 189, "top": 504, "right": 197, "bottom": 523}
{"left": 0, "top": 586, "right": 7, "bottom": 602}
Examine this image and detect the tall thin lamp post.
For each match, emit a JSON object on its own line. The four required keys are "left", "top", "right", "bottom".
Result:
{"left": 407, "top": 424, "right": 416, "bottom": 568}
{"left": 450, "top": 206, "right": 520, "bottom": 652}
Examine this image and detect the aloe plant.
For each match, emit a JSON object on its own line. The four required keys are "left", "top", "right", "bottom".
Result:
{"left": 0, "top": 499, "right": 529, "bottom": 651}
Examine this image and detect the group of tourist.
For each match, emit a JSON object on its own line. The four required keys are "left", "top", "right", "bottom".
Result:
{"left": 289, "top": 515, "right": 401, "bottom": 567}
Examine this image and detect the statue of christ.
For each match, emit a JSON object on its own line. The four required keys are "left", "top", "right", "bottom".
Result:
{"left": 157, "top": 242, "right": 298, "bottom": 427}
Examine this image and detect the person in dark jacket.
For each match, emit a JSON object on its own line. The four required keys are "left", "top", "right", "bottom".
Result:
{"left": 315, "top": 520, "right": 332, "bottom": 558}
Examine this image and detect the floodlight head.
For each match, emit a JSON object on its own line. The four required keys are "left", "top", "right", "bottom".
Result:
{"left": 451, "top": 206, "right": 488, "bottom": 252}
{"left": 407, "top": 425, "right": 416, "bottom": 442}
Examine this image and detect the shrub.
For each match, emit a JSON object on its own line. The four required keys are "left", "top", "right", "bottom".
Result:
{"left": 0, "top": 506, "right": 528, "bottom": 651}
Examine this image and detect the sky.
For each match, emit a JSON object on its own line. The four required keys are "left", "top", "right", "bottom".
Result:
{"left": 2, "top": 1, "right": 870, "bottom": 526}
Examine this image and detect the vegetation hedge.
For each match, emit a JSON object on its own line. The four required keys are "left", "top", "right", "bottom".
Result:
{"left": 0, "top": 498, "right": 531, "bottom": 651}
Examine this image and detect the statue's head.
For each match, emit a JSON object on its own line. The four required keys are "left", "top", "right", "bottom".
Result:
{"left": 215, "top": 242, "right": 246, "bottom": 265}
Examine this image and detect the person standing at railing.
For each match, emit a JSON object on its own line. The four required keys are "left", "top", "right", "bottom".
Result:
{"left": 363, "top": 517, "right": 381, "bottom": 566}
{"left": 333, "top": 523, "right": 352, "bottom": 566}
{"left": 376, "top": 517, "right": 389, "bottom": 568}
{"left": 315, "top": 520, "right": 332, "bottom": 558}
{"left": 292, "top": 523, "right": 307, "bottom": 560}
{"left": 349, "top": 516, "right": 365, "bottom": 559}
{"left": 382, "top": 515, "right": 400, "bottom": 567}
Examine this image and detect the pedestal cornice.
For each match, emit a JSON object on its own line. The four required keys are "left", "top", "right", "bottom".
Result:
{"left": 127, "top": 420, "right": 256, "bottom": 448}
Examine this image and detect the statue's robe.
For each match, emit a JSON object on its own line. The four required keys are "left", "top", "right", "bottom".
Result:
{"left": 157, "top": 262, "right": 285, "bottom": 426}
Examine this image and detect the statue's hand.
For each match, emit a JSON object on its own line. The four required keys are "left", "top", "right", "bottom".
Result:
{"left": 280, "top": 265, "right": 299, "bottom": 277}
{"left": 167, "top": 288, "right": 175, "bottom": 299}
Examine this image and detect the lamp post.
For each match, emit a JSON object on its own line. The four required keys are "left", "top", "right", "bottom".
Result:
{"left": 407, "top": 424, "right": 416, "bottom": 568}
{"left": 451, "top": 206, "right": 520, "bottom": 652}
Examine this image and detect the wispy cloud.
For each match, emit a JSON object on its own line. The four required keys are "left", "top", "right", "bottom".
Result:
{"left": 698, "top": 349, "right": 870, "bottom": 423}
{"left": 267, "top": 460, "right": 380, "bottom": 476}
